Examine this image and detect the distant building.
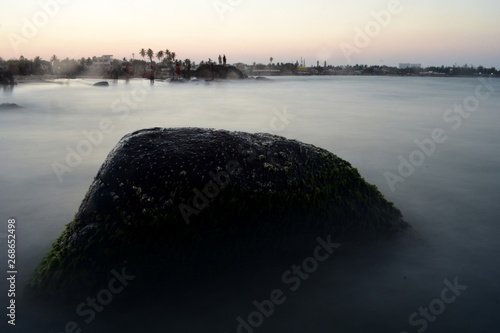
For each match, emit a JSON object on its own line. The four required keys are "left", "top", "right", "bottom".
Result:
{"left": 92, "top": 55, "right": 114, "bottom": 72}
{"left": 399, "top": 63, "right": 422, "bottom": 69}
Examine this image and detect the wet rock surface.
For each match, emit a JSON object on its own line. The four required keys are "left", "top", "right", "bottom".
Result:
{"left": 29, "top": 127, "right": 409, "bottom": 299}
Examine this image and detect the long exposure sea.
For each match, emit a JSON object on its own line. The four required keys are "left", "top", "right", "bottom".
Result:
{"left": 1, "top": 75, "right": 499, "bottom": 332}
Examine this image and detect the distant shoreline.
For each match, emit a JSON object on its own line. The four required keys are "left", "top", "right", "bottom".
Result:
{"left": 13, "top": 74, "right": 107, "bottom": 83}
{"left": 10, "top": 73, "right": 497, "bottom": 84}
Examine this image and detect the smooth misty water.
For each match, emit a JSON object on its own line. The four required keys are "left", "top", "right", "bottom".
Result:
{"left": 1, "top": 76, "right": 499, "bottom": 332}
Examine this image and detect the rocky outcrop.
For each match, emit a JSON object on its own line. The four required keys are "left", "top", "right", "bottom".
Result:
{"left": 0, "top": 103, "right": 22, "bottom": 110}
{"left": 195, "top": 64, "right": 246, "bottom": 80}
{"left": 0, "top": 71, "right": 16, "bottom": 85}
{"left": 29, "top": 127, "right": 409, "bottom": 299}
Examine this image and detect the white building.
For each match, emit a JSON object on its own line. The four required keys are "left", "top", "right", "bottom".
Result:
{"left": 92, "top": 55, "right": 114, "bottom": 72}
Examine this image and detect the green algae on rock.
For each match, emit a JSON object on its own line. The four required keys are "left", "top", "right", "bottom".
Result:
{"left": 29, "top": 127, "right": 409, "bottom": 298}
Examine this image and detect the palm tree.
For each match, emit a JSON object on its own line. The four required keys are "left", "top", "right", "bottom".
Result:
{"left": 171, "top": 52, "right": 176, "bottom": 62}
{"left": 156, "top": 50, "right": 164, "bottom": 63}
{"left": 34, "top": 56, "right": 42, "bottom": 74}
{"left": 139, "top": 48, "right": 146, "bottom": 60}
{"left": 146, "top": 48, "right": 154, "bottom": 64}
{"left": 165, "top": 49, "right": 171, "bottom": 63}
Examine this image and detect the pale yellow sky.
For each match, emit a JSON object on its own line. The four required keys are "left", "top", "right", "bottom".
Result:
{"left": 1, "top": 0, "right": 499, "bottom": 67}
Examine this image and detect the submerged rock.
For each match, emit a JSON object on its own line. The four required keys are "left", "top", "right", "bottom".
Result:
{"left": 29, "top": 127, "right": 409, "bottom": 298}
{"left": 255, "top": 76, "right": 273, "bottom": 81}
{"left": 93, "top": 81, "right": 109, "bottom": 86}
{"left": 0, "top": 103, "right": 22, "bottom": 110}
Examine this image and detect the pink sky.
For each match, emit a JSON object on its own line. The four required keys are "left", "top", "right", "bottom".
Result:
{"left": 1, "top": 0, "right": 499, "bottom": 67}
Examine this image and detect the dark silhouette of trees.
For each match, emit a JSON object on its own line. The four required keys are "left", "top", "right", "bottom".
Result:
{"left": 33, "top": 56, "right": 42, "bottom": 74}
{"left": 146, "top": 48, "right": 154, "bottom": 64}
{"left": 2, "top": 52, "right": 498, "bottom": 79}
{"left": 156, "top": 50, "right": 164, "bottom": 63}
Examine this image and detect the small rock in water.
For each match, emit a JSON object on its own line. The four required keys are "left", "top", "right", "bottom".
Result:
{"left": 0, "top": 103, "right": 22, "bottom": 110}
{"left": 93, "top": 81, "right": 109, "bottom": 86}
{"left": 255, "top": 76, "right": 273, "bottom": 81}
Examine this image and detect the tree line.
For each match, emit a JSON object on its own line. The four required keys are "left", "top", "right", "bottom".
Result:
{"left": 1, "top": 54, "right": 498, "bottom": 78}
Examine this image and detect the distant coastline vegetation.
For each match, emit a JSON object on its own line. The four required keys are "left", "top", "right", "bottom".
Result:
{"left": 1, "top": 51, "right": 499, "bottom": 83}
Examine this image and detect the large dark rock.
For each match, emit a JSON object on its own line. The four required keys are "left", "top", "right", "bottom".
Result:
{"left": 195, "top": 64, "right": 246, "bottom": 79}
{"left": 29, "top": 127, "right": 409, "bottom": 298}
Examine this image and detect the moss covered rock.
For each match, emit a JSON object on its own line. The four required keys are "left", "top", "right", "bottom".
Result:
{"left": 29, "top": 127, "right": 409, "bottom": 298}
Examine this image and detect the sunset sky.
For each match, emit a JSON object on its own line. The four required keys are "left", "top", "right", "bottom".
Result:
{"left": 1, "top": 0, "right": 499, "bottom": 67}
